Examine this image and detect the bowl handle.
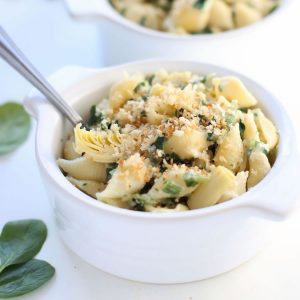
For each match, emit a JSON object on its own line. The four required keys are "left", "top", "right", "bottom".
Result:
{"left": 65, "top": 0, "right": 115, "bottom": 20}
{"left": 248, "top": 153, "right": 300, "bottom": 221}
{"left": 23, "top": 65, "right": 99, "bottom": 119}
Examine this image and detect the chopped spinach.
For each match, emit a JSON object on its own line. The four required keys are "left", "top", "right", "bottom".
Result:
{"left": 139, "top": 16, "right": 147, "bottom": 26}
{"left": 239, "top": 120, "right": 246, "bottom": 138}
{"left": 225, "top": 112, "right": 235, "bottom": 126}
{"left": 145, "top": 74, "right": 155, "bottom": 85}
{"left": 134, "top": 81, "right": 146, "bottom": 93}
{"left": 152, "top": 136, "right": 165, "bottom": 150}
{"left": 183, "top": 172, "right": 205, "bottom": 187}
{"left": 162, "top": 181, "right": 182, "bottom": 196}
{"left": 194, "top": 0, "right": 206, "bottom": 9}
{"left": 140, "top": 110, "right": 147, "bottom": 118}
{"left": 87, "top": 105, "right": 104, "bottom": 127}
{"left": 140, "top": 178, "right": 155, "bottom": 194}
{"left": 208, "top": 142, "right": 218, "bottom": 156}
{"left": 120, "top": 8, "right": 127, "bottom": 15}
{"left": 239, "top": 108, "right": 248, "bottom": 113}
{"left": 160, "top": 198, "right": 177, "bottom": 209}
{"left": 106, "top": 163, "right": 118, "bottom": 181}
{"left": 269, "top": 3, "right": 279, "bottom": 14}
{"left": 164, "top": 152, "right": 193, "bottom": 166}
{"left": 207, "top": 131, "right": 215, "bottom": 141}
{"left": 130, "top": 194, "right": 155, "bottom": 211}
{"left": 175, "top": 108, "right": 185, "bottom": 118}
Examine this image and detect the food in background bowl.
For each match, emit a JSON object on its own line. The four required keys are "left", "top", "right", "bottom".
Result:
{"left": 57, "top": 70, "right": 278, "bottom": 211}
{"left": 110, "top": 0, "right": 281, "bottom": 34}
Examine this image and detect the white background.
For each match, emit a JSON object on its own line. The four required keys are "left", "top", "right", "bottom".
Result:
{"left": 1, "top": 0, "right": 300, "bottom": 299}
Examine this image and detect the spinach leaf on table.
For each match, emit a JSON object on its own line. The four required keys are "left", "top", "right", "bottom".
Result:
{"left": 0, "top": 259, "right": 55, "bottom": 299}
{"left": 0, "top": 219, "right": 47, "bottom": 273}
{"left": 0, "top": 102, "right": 31, "bottom": 155}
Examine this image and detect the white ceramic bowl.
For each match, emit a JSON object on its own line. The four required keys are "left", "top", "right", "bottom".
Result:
{"left": 65, "top": 0, "right": 294, "bottom": 66}
{"left": 24, "top": 60, "right": 299, "bottom": 284}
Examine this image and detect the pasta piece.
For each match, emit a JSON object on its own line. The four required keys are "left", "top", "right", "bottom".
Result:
{"left": 209, "top": 0, "right": 234, "bottom": 31}
{"left": 214, "top": 123, "right": 244, "bottom": 172}
{"left": 234, "top": 2, "right": 262, "bottom": 28}
{"left": 164, "top": 128, "right": 208, "bottom": 159}
{"left": 148, "top": 166, "right": 207, "bottom": 200}
{"left": 247, "top": 151, "right": 271, "bottom": 188}
{"left": 146, "top": 96, "right": 175, "bottom": 125}
{"left": 145, "top": 204, "right": 189, "bottom": 212}
{"left": 238, "top": 146, "right": 248, "bottom": 172}
{"left": 63, "top": 137, "right": 80, "bottom": 160}
{"left": 235, "top": 171, "right": 249, "bottom": 195}
{"left": 243, "top": 111, "right": 259, "bottom": 141}
{"left": 213, "top": 76, "right": 258, "bottom": 107}
{"left": 188, "top": 166, "right": 236, "bottom": 209}
{"left": 146, "top": 83, "right": 200, "bottom": 125}
{"left": 109, "top": 75, "right": 143, "bottom": 110}
{"left": 74, "top": 124, "right": 122, "bottom": 163}
{"left": 171, "top": 0, "right": 214, "bottom": 33}
{"left": 57, "top": 156, "right": 107, "bottom": 182}
{"left": 122, "top": 3, "right": 165, "bottom": 30}
{"left": 218, "top": 171, "right": 249, "bottom": 203}
{"left": 96, "top": 153, "right": 151, "bottom": 199}
{"left": 67, "top": 176, "right": 105, "bottom": 198}
{"left": 253, "top": 109, "right": 278, "bottom": 150}
{"left": 97, "top": 197, "right": 131, "bottom": 209}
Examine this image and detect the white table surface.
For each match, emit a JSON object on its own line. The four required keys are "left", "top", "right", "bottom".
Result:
{"left": 1, "top": 0, "right": 300, "bottom": 299}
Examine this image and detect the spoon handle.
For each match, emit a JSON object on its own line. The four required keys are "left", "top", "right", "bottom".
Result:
{"left": 0, "top": 26, "right": 83, "bottom": 126}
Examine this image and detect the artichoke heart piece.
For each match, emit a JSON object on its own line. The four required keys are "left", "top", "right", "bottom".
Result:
{"left": 74, "top": 123, "right": 122, "bottom": 163}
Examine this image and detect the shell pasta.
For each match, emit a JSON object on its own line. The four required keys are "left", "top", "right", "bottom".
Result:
{"left": 110, "top": 0, "right": 281, "bottom": 34}
{"left": 58, "top": 70, "right": 279, "bottom": 212}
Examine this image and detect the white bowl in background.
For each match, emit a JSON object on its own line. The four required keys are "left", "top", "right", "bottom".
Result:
{"left": 65, "top": 0, "right": 294, "bottom": 67}
{"left": 24, "top": 60, "right": 299, "bottom": 284}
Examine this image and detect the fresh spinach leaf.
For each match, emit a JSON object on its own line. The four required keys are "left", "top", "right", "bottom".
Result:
{"left": 0, "top": 102, "right": 31, "bottom": 155}
{"left": 0, "top": 220, "right": 47, "bottom": 273}
{"left": 0, "top": 259, "right": 55, "bottom": 298}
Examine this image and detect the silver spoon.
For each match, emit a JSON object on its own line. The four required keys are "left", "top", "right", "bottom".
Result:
{"left": 0, "top": 26, "right": 83, "bottom": 127}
